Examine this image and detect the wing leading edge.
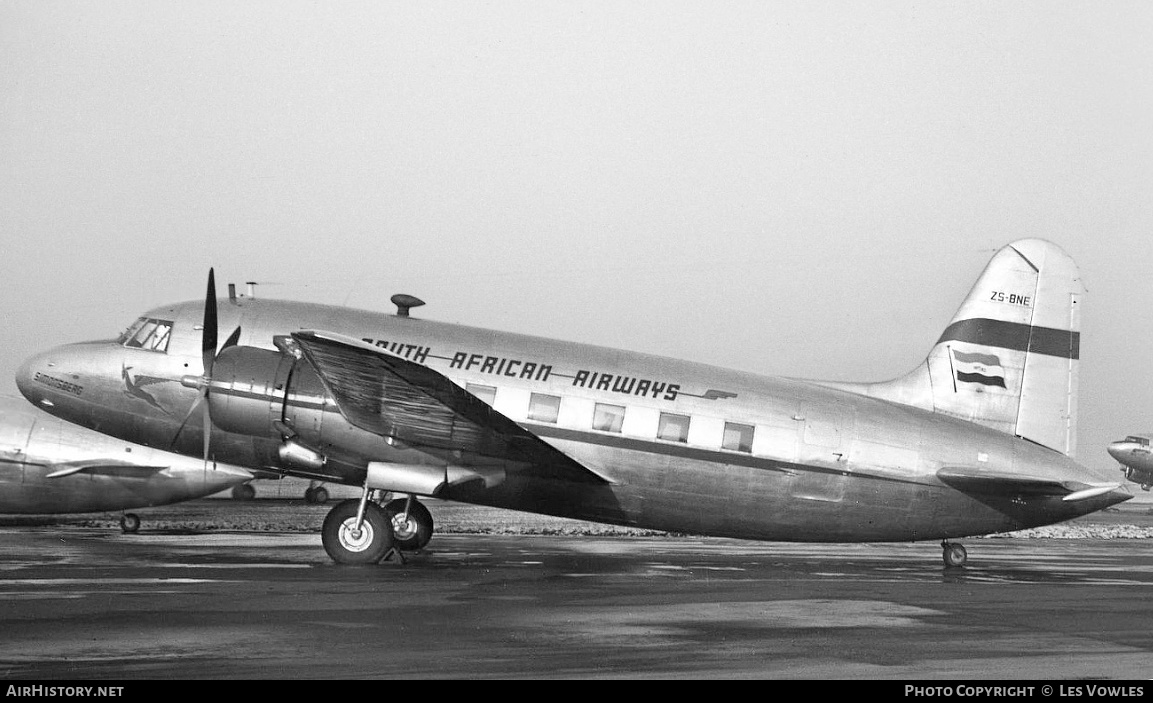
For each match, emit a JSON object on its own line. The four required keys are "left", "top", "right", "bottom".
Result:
{"left": 290, "top": 330, "right": 609, "bottom": 485}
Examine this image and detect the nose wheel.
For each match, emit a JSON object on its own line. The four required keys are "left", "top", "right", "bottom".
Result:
{"left": 120, "top": 513, "right": 141, "bottom": 534}
{"left": 942, "top": 541, "right": 967, "bottom": 568}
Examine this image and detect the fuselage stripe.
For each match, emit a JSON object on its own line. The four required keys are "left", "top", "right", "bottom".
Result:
{"left": 523, "top": 423, "right": 924, "bottom": 486}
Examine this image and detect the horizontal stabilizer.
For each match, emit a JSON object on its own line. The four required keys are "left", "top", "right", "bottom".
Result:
{"left": 937, "top": 466, "right": 1117, "bottom": 500}
{"left": 291, "top": 330, "right": 609, "bottom": 485}
{"left": 1061, "top": 484, "right": 1123, "bottom": 502}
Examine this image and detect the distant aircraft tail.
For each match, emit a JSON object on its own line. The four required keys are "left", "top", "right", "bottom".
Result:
{"left": 831, "top": 239, "right": 1083, "bottom": 456}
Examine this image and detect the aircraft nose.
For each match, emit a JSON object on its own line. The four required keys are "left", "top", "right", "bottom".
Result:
{"left": 15, "top": 346, "right": 82, "bottom": 409}
{"left": 1106, "top": 442, "right": 1127, "bottom": 462}
{"left": 16, "top": 350, "right": 47, "bottom": 405}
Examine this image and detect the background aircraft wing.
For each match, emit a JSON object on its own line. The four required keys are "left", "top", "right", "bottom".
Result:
{"left": 937, "top": 467, "right": 1121, "bottom": 502}
{"left": 291, "top": 331, "right": 608, "bottom": 485}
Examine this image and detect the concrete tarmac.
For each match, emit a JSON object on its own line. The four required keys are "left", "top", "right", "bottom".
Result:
{"left": 1, "top": 517, "right": 1152, "bottom": 680}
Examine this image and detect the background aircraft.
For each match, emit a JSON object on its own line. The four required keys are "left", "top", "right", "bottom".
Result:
{"left": 0, "top": 395, "right": 252, "bottom": 531}
{"left": 1107, "top": 434, "right": 1153, "bottom": 491}
{"left": 15, "top": 239, "right": 1129, "bottom": 566}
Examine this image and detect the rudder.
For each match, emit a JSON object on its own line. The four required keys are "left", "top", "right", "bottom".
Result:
{"left": 833, "top": 239, "right": 1083, "bottom": 456}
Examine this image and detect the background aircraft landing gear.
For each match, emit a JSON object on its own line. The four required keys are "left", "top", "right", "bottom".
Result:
{"left": 321, "top": 499, "right": 395, "bottom": 564}
{"left": 942, "top": 541, "right": 967, "bottom": 568}
{"left": 385, "top": 497, "right": 434, "bottom": 551}
{"left": 231, "top": 483, "right": 256, "bottom": 501}
{"left": 120, "top": 513, "right": 140, "bottom": 533}
{"left": 304, "top": 483, "right": 329, "bottom": 504}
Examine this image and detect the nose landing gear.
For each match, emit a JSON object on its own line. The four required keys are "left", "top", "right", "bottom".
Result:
{"left": 942, "top": 541, "right": 967, "bottom": 568}
{"left": 119, "top": 513, "right": 141, "bottom": 533}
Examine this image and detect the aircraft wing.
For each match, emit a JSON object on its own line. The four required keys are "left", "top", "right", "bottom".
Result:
{"left": 937, "top": 467, "right": 1121, "bottom": 502}
{"left": 290, "top": 331, "right": 608, "bottom": 485}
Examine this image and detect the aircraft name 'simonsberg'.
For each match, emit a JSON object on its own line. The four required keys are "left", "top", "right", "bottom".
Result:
{"left": 33, "top": 372, "right": 83, "bottom": 397}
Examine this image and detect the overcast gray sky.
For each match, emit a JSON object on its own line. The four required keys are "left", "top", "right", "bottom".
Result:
{"left": 2, "top": 1, "right": 1151, "bottom": 479}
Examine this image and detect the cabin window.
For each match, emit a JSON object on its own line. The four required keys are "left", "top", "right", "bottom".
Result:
{"left": 657, "top": 412, "right": 690, "bottom": 443}
{"left": 119, "top": 317, "right": 173, "bottom": 353}
{"left": 528, "top": 393, "right": 561, "bottom": 423}
{"left": 723, "top": 422, "right": 755, "bottom": 453}
{"left": 592, "top": 403, "right": 625, "bottom": 433}
{"left": 466, "top": 383, "right": 496, "bottom": 406}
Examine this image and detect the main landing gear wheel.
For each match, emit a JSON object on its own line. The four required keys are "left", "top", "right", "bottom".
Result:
{"left": 322, "top": 499, "right": 394, "bottom": 565}
{"left": 385, "top": 498, "right": 434, "bottom": 551}
{"left": 232, "top": 483, "right": 256, "bottom": 501}
{"left": 942, "top": 541, "right": 967, "bottom": 568}
{"left": 304, "top": 486, "right": 329, "bottom": 504}
{"left": 120, "top": 513, "right": 141, "bottom": 534}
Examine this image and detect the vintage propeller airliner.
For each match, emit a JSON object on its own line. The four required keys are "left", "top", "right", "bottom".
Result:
{"left": 1107, "top": 433, "right": 1153, "bottom": 492}
{"left": 0, "top": 395, "right": 252, "bottom": 530}
{"left": 15, "top": 239, "right": 1129, "bottom": 566}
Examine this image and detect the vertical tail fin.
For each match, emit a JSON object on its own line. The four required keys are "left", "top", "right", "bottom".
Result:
{"left": 833, "top": 239, "right": 1083, "bottom": 456}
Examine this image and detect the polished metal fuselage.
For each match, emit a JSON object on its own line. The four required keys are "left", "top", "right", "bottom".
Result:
{"left": 0, "top": 395, "right": 250, "bottom": 514}
{"left": 16, "top": 297, "right": 1127, "bottom": 539}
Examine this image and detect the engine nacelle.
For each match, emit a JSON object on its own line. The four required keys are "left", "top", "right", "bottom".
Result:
{"left": 1120, "top": 465, "right": 1153, "bottom": 491}
{"left": 206, "top": 346, "right": 298, "bottom": 439}
{"left": 198, "top": 344, "right": 428, "bottom": 472}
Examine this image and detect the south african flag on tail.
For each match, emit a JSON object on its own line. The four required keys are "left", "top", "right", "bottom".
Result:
{"left": 952, "top": 349, "right": 1006, "bottom": 388}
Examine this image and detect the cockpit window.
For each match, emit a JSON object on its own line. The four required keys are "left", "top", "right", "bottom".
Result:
{"left": 1124, "top": 435, "right": 1150, "bottom": 447}
{"left": 117, "top": 318, "right": 145, "bottom": 344}
{"left": 118, "top": 317, "right": 173, "bottom": 353}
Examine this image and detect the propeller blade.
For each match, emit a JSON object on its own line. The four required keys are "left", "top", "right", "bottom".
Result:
{"left": 176, "top": 270, "right": 221, "bottom": 457}
{"left": 169, "top": 386, "right": 207, "bottom": 449}
{"left": 221, "top": 325, "right": 242, "bottom": 351}
{"left": 203, "top": 268, "right": 218, "bottom": 378}
{"left": 202, "top": 389, "right": 211, "bottom": 470}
